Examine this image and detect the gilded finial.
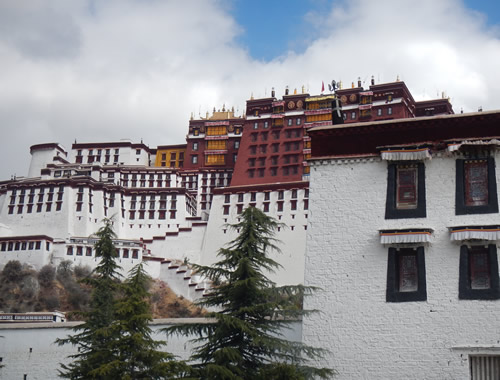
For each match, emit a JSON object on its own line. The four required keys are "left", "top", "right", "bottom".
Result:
{"left": 294, "top": 88, "right": 297, "bottom": 95}
{"left": 301, "top": 85, "right": 305, "bottom": 94}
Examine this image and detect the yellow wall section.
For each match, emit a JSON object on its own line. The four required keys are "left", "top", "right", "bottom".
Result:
{"left": 155, "top": 148, "right": 186, "bottom": 167}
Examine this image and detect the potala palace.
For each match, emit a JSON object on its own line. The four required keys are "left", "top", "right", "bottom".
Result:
{"left": 2, "top": 78, "right": 500, "bottom": 379}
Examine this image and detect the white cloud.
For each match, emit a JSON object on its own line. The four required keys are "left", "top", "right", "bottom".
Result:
{"left": 0, "top": 0, "right": 499, "bottom": 179}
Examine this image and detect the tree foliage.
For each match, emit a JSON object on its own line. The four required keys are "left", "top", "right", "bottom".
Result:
{"left": 164, "top": 206, "right": 333, "bottom": 379}
{"left": 57, "top": 219, "right": 121, "bottom": 379}
{"left": 2, "top": 260, "right": 23, "bottom": 282}
{"left": 107, "top": 262, "right": 188, "bottom": 379}
{"left": 57, "top": 219, "right": 184, "bottom": 379}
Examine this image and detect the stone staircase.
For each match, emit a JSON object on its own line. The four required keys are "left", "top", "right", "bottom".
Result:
{"left": 158, "top": 259, "right": 213, "bottom": 302}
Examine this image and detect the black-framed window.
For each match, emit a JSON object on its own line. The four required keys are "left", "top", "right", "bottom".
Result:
{"left": 459, "top": 244, "right": 500, "bottom": 300}
{"left": 385, "top": 162, "right": 426, "bottom": 219}
{"left": 386, "top": 247, "right": 427, "bottom": 302}
{"left": 456, "top": 157, "right": 498, "bottom": 215}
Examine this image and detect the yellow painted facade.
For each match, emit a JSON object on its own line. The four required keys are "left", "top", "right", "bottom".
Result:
{"left": 155, "top": 147, "right": 186, "bottom": 168}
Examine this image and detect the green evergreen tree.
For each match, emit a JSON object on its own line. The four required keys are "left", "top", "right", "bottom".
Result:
{"left": 107, "top": 262, "right": 188, "bottom": 379}
{"left": 57, "top": 219, "right": 122, "bottom": 379}
{"left": 165, "top": 206, "right": 333, "bottom": 380}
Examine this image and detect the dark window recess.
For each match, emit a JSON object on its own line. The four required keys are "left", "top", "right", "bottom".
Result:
{"left": 456, "top": 158, "right": 498, "bottom": 215}
{"left": 386, "top": 247, "right": 427, "bottom": 302}
{"left": 385, "top": 162, "right": 426, "bottom": 219}
{"left": 459, "top": 244, "right": 500, "bottom": 300}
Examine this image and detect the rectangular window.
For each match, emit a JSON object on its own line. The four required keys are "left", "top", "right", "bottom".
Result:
{"left": 459, "top": 245, "right": 500, "bottom": 300}
{"left": 193, "top": 142, "right": 198, "bottom": 151}
{"left": 388, "top": 107, "right": 393, "bottom": 115}
{"left": 465, "top": 160, "right": 489, "bottom": 206}
{"left": 277, "top": 201, "right": 284, "bottom": 212}
{"left": 86, "top": 247, "right": 92, "bottom": 256}
{"left": 386, "top": 163, "right": 426, "bottom": 219}
{"left": 396, "top": 166, "right": 418, "bottom": 209}
{"left": 205, "top": 154, "right": 225, "bottom": 165}
{"left": 234, "top": 141, "right": 240, "bottom": 149}
{"left": 223, "top": 205, "right": 230, "bottom": 215}
{"left": 207, "top": 126, "right": 227, "bottom": 135}
{"left": 386, "top": 247, "right": 427, "bottom": 302}
{"left": 456, "top": 158, "right": 498, "bottom": 215}
{"left": 191, "top": 155, "right": 198, "bottom": 164}
{"left": 469, "top": 355, "right": 500, "bottom": 379}
{"left": 207, "top": 140, "right": 227, "bottom": 150}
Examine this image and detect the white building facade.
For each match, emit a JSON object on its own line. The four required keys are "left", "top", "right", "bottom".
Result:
{"left": 0, "top": 141, "right": 309, "bottom": 292}
{"left": 303, "top": 111, "right": 500, "bottom": 379}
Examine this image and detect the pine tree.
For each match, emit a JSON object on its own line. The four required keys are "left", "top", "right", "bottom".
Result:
{"left": 164, "top": 206, "right": 333, "bottom": 380}
{"left": 107, "top": 262, "right": 188, "bottom": 379}
{"left": 57, "top": 219, "right": 122, "bottom": 379}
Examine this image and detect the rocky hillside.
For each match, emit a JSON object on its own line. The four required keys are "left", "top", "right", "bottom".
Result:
{"left": 0, "top": 260, "right": 204, "bottom": 319}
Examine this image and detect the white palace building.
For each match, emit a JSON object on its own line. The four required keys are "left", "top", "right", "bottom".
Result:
{"left": 2, "top": 81, "right": 500, "bottom": 378}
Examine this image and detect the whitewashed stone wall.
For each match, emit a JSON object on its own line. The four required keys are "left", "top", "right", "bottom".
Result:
{"left": 0, "top": 320, "right": 302, "bottom": 379}
{"left": 201, "top": 188, "right": 309, "bottom": 286}
{"left": 302, "top": 152, "right": 500, "bottom": 379}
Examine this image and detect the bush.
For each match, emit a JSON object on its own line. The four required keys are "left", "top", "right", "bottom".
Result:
{"left": 21, "top": 276, "right": 39, "bottom": 298}
{"left": 57, "top": 260, "right": 73, "bottom": 282}
{"left": 38, "top": 265, "right": 56, "bottom": 287}
{"left": 2, "top": 260, "right": 23, "bottom": 282}
{"left": 66, "top": 282, "right": 90, "bottom": 310}
{"left": 74, "top": 265, "right": 91, "bottom": 279}
{"left": 41, "top": 294, "right": 60, "bottom": 310}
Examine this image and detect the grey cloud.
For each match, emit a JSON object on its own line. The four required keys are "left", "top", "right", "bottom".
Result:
{"left": 0, "top": 2, "right": 82, "bottom": 60}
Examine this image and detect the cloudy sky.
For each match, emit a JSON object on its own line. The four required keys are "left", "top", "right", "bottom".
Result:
{"left": 1, "top": 0, "right": 499, "bottom": 180}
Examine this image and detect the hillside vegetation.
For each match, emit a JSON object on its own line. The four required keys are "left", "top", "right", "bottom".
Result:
{"left": 0, "top": 260, "right": 203, "bottom": 319}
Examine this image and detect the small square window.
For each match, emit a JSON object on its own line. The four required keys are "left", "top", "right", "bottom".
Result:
{"left": 386, "top": 247, "right": 427, "bottom": 302}
{"left": 459, "top": 245, "right": 500, "bottom": 300}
